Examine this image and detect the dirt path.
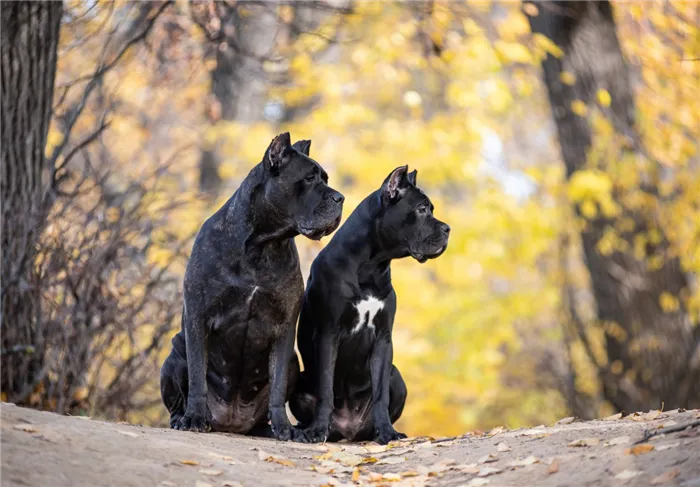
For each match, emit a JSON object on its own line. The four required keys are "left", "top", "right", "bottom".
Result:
{"left": 2, "top": 403, "right": 699, "bottom": 487}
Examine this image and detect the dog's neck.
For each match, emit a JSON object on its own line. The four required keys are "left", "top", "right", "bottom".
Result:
{"left": 222, "top": 163, "right": 298, "bottom": 253}
{"left": 337, "top": 192, "right": 408, "bottom": 282}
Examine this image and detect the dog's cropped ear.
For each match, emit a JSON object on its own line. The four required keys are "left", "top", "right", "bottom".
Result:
{"left": 407, "top": 169, "right": 417, "bottom": 186}
{"left": 292, "top": 139, "right": 311, "bottom": 156}
{"left": 264, "top": 132, "right": 292, "bottom": 172}
{"left": 382, "top": 165, "right": 409, "bottom": 202}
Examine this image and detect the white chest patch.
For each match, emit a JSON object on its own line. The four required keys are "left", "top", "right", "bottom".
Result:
{"left": 352, "top": 296, "right": 385, "bottom": 335}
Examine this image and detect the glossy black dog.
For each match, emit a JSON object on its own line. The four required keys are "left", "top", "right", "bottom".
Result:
{"left": 160, "top": 133, "right": 343, "bottom": 441}
{"left": 290, "top": 165, "right": 449, "bottom": 444}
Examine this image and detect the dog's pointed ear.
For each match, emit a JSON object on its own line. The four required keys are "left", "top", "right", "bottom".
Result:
{"left": 407, "top": 169, "right": 417, "bottom": 186}
{"left": 264, "top": 132, "right": 292, "bottom": 171}
{"left": 382, "top": 165, "right": 409, "bottom": 202}
{"left": 292, "top": 139, "right": 311, "bottom": 156}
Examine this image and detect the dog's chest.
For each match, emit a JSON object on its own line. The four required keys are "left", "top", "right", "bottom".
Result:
{"left": 350, "top": 295, "right": 385, "bottom": 335}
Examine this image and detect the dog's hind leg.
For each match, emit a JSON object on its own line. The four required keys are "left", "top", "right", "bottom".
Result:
{"left": 388, "top": 365, "right": 407, "bottom": 424}
{"left": 160, "top": 351, "right": 188, "bottom": 428}
{"left": 289, "top": 370, "right": 317, "bottom": 428}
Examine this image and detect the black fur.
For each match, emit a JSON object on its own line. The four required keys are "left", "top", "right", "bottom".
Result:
{"left": 290, "top": 165, "right": 449, "bottom": 444}
{"left": 160, "top": 133, "right": 343, "bottom": 441}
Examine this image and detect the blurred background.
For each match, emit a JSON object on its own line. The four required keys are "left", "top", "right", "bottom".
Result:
{"left": 2, "top": 0, "right": 699, "bottom": 437}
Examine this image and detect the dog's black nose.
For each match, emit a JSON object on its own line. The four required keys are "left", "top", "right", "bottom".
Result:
{"left": 440, "top": 223, "right": 450, "bottom": 234}
{"left": 331, "top": 193, "right": 344, "bottom": 204}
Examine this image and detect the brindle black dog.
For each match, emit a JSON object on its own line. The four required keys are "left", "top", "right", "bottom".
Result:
{"left": 291, "top": 165, "right": 449, "bottom": 444}
{"left": 160, "top": 133, "right": 343, "bottom": 441}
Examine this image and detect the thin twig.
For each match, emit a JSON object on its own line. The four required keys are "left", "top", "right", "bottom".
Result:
{"left": 635, "top": 419, "right": 700, "bottom": 444}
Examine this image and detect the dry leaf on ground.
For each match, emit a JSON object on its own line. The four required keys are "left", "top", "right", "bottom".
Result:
{"left": 656, "top": 442, "right": 680, "bottom": 451}
{"left": 614, "top": 470, "right": 643, "bottom": 480}
{"left": 377, "top": 456, "right": 407, "bottom": 465}
{"left": 352, "top": 468, "right": 360, "bottom": 482}
{"left": 477, "top": 467, "right": 502, "bottom": 478}
{"left": 508, "top": 456, "right": 539, "bottom": 467}
{"left": 650, "top": 468, "right": 680, "bottom": 485}
{"left": 116, "top": 430, "right": 139, "bottom": 438}
{"left": 496, "top": 442, "right": 511, "bottom": 452}
{"left": 257, "top": 450, "right": 295, "bottom": 467}
{"left": 180, "top": 459, "right": 199, "bottom": 466}
{"left": 625, "top": 444, "right": 654, "bottom": 456}
{"left": 382, "top": 473, "right": 402, "bottom": 481}
{"left": 478, "top": 454, "right": 498, "bottom": 464}
{"left": 547, "top": 460, "right": 559, "bottom": 474}
{"left": 199, "top": 469, "right": 223, "bottom": 476}
{"left": 568, "top": 438, "right": 600, "bottom": 447}
{"left": 603, "top": 413, "right": 623, "bottom": 421}
{"left": 455, "top": 464, "right": 480, "bottom": 474}
{"left": 603, "top": 436, "right": 629, "bottom": 446}
{"left": 13, "top": 424, "right": 38, "bottom": 433}
{"left": 465, "top": 479, "right": 490, "bottom": 487}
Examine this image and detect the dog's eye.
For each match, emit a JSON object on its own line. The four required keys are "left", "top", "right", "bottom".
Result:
{"left": 304, "top": 174, "right": 315, "bottom": 182}
{"left": 417, "top": 206, "right": 428, "bottom": 214}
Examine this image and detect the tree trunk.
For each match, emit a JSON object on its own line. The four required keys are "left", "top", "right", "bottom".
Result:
{"left": 527, "top": 1, "right": 699, "bottom": 412}
{"left": 1, "top": 1, "right": 63, "bottom": 401}
{"left": 198, "top": 1, "right": 279, "bottom": 194}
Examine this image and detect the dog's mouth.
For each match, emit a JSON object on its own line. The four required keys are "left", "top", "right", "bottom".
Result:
{"left": 411, "top": 243, "right": 448, "bottom": 264}
{"left": 299, "top": 214, "right": 342, "bottom": 241}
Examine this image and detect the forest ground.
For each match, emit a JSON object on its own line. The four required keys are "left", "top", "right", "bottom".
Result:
{"left": 1, "top": 402, "right": 699, "bottom": 487}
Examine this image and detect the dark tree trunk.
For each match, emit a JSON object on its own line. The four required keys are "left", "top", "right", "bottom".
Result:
{"left": 527, "top": 1, "right": 699, "bottom": 412}
{"left": 1, "top": 1, "right": 63, "bottom": 400}
{"left": 198, "top": 1, "right": 279, "bottom": 195}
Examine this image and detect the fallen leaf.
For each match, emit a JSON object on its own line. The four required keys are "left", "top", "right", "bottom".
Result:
{"left": 401, "top": 471, "right": 419, "bottom": 477}
{"left": 547, "top": 460, "right": 559, "bottom": 474}
{"left": 615, "top": 470, "right": 643, "bottom": 480}
{"left": 625, "top": 444, "right": 654, "bottom": 456}
{"left": 180, "top": 459, "right": 199, "bottom": 466}
{"left": 477, "top": 467, "right": 502, "bottom": 477}
{"left": 116, "top": 430, "right": 139, "bottom": 438}
{"left": 195, "top": 482, "right": 214, "bottom": 487}
{"left": 221, "top": 482, "right": 243, "bottom": 487}
{"left": 508, "top": 456, "right": 539, "bottom": 467}
{"left": 603, "top": 412, "right": 623, "bottom": 421}
{"left": 377, "top": 456, "right": 407, "bottom": 465}
{"left": 656, "top": 442, "right": 680, "bottom": 451}
{"left": 643, "top": 410, "right": 662, "bottom": 421}
{"left": 519, "top": 427, "right": 547, "bottom": 436}
{"left": 382, "top": 473, "right": 402, "bottom": 481}
{"left": 478, "top": 454, "right": 498, "bottom": 464}
{"left": 650, "top": 468, "right": 680, "bottom": 485}
{"left": 199, "top": 469, "right": 223, "bottom": 476}
{"left": 556, "top": 417, "right": 575, "bottom": 425}
{"left": 603, "top": 436, "right": 629, "bottom": 446}
{"left": 488, "top": 426, "right": 507, "bottom": 435}
{"left": 466, "top": 479, "right": 490, "bottom": 487}
{"left": 363, "top": 444, "right": 388, "bottom": 454}
{"left": 13, "top": 424, "right": 38, "bottom": 433}
{"left": 496, "top": 442, "right": 511, "bottom": 452}
{"left": 351, "top": 468, "right": 360, "bottom": 482}
{"left": 257, "top": 450, "right": 295, "bottom": 467}
{"left": 568, "top": 438, "right": 600, "bottom": 447}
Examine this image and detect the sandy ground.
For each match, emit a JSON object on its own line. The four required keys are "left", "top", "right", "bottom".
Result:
{"left": 1, "top": 403, "right": 699, "bottom": 487}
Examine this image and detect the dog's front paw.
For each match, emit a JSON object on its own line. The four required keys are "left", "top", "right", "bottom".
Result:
{"left": 375, "top": 426, "right": 407, "bottom": 445}
{"left": 271, "top": 421, "right": 308, "bottom": 443}
{"left": 175, "top": 412, "right": 211, "bottom": 433}
{"left": 303, "top": 423, "right": 330, "bottom": 443}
